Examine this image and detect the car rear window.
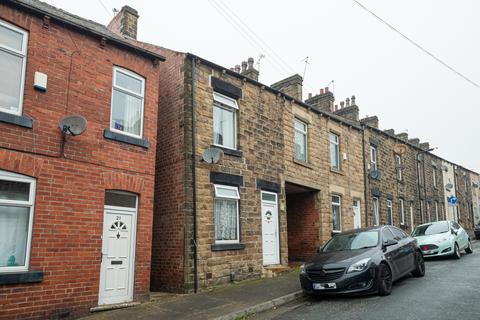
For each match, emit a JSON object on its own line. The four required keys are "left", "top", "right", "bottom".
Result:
{"left": 412, "top": 222, "right": 449, "bottom": 236}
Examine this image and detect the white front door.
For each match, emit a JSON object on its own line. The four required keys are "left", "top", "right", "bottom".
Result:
{"left": 99, "top": 209, "right": 136, "bottom": 305}
{"left": 353, "top": 200, "right": 361, "bottom": 229}
{"left": 261, "top": 191, "right": 279, "bottom": 266}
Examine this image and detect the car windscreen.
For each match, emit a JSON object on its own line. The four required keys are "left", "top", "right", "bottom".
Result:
{"left": 322, "top": 231, "right": 379, "bottom": 252}
{"left": 412, "top": 222, "right": 449, "bottom": 236}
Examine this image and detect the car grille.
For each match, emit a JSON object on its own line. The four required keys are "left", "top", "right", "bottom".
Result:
{"left": 421, "top": 244, "right": 438, "bottom": 251}
{"left": 307, "top": 268, "right": 345, "bottom": 282}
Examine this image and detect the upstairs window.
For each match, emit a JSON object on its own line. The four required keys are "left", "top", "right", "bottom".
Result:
{"left": 0, "top": 20, "right": 28, "bottom": 115}
{"left": 111, "top": 67, "right": 145, "bottom": 138}
{"left": 329, "top": 132, "right": 340, "bottom": 170}
{"left": 294, "top": 119, "right": 308, "bottom": 162}
{"left": 432, "top": 166, "right": 437, "bottom": 187}
{"left": 395, "top": 155, "right": 402, "bottom": 181}
{"left": 214, "top": 184, "right": 240, "bottom": 243}
{"left": 370, "top": 145, "right": 377, "bottom": 171}
{"left": 213, "top": 92, "right": 238, "bottom": 150}
{"left": 0, "top": 170, "right": 36, "bottom": 272}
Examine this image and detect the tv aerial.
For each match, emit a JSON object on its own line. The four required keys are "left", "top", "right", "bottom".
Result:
{"left": 201, "top": 147, "right": 223, "bottom": 164}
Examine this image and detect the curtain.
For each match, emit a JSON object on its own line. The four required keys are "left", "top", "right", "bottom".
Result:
{"left": 330, "top": 141, "right": 339, "bottom": 168}
{"left": 0, "top": 206, "right": 29, "bottom": 267}
{"left": 215, "top": 199, "right": 237, "bottom": 241}
{"left": 213, "top": 106, "right": 234, "bottom": 149}
{"left": 332, "top": 205, "right": 340, "bottom": 230}
{"left": 295, "top": 131, "right": 306, "bottom": 161}
{"left": 112, "top": 90, "right": 142, "bottom": 136}
{"left": 0, "top": 50, "right": 23, "bottom": 112}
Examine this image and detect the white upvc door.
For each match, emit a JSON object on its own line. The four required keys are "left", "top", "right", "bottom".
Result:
{"left": 261, "top": 191, "right": 280, "bottom": 266}
{"left": 99, "top": 207, "right": 137, "bottom": 305}
{"left": 353, "top": 200, "right": 361, "bottom": 229}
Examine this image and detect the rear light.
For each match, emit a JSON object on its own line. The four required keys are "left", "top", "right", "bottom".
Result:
{"left": 423, "top": 246, "right": 429, "bottom": 251}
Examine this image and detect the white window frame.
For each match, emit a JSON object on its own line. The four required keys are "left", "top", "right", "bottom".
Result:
{"left": 213, "top": 92, "right": 238, "bottom": 150}
{"left": 370, "top": 145, "right": 377, "bottom": 171}
{"left": 110, "top": 66, "right": 145, "bottom": 139}
{"left": 399, "top": 199, "right": 405, "bottom": 225}
{"left": 434, "top": 201, "right": 439, "bottom": 221}
{"left": 386, "top": 199, "right": 393, "bottom": 225}
{"left": 294, "top": 118, "right": 308, "bottom": 162}
{"left": 420, "top": 200, "right": 425, "bottom": 223}
{"left": 0, "top": 170, "right": 36, "bottom": 273}
{"left": 331, "top": 195, "right": 342, "bottom": 232}
{"left": 426, "top": 202, "right": 431, "bottom": 222}
{"left": 0, "top": 19, "right": 28, "bottom": 116}
{"left": 432, "top": 166, "right": 437, "bottom": 188}
{"left": 395, "top": 155, "right": 402, "bottom": 181}
{"left": 213, "top": 184, "right": 240, "bottom": 244}
{"left": 410, "top": 205, "right": 414, "bottom": 228}
{"left": 373, "top": 197, "right": 379, "bottom": 226}
{"left": 329, "top": 132, "right": 340, "bottom": 169}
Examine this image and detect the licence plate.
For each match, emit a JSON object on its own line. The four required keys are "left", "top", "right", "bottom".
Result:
{"left": 424, "top": 250, "right": 433, "bottom": 254}
{"left": 313, "top": 283, "right": 336, "bottom": 290}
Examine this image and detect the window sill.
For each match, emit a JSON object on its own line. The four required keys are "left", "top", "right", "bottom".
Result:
{"left": 103, "top": 129, "right": 149, "bottom": 149}
{"left": 0, "top": 270, "right": 43, "bottom": 285}
{"left": 211, "top": 145, "right": 243, "bottom": 158}
{"left": 293, "top": 158, "right": 313, "bottom": 169}
{"left": 330, "top": 168, "right": 344, "bottom": 176}
{"left": 0, "top": 111, "right": 33, "bottom": 128}
{"left": 211, "top": 243, "right": 246, "bottom": 251}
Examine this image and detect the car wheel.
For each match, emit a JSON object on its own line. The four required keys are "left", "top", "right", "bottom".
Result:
{"left": 377, "top": 263, "right": 393, "bottom": 296}
{"left": 411, "top": 251, "right": 425, "bottom": 277}
{"left": 465, "top": 240, "right": 473, "bottom": 254}
{"left": 453, "top": 243, "right": 461, "bottom": 259}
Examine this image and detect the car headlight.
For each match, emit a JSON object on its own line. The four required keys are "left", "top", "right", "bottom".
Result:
{"left": 347, "top": 258, "right": 371, "bottom": 273}
{"left": 299, "top": 264, "right": 306, "bottom": 275}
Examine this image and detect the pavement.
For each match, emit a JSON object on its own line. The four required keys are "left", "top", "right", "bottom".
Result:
{"left": 259, "top": 240, "right": 480, "bottom": 320}
{"left": 80, "top": 269, "right": 302, "bottom": 320}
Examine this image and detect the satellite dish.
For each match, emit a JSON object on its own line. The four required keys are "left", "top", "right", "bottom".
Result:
{"left": 202, "top": 147, "right": 223, "bottom": 164}
{"left": 59, "top": 115, "right": 87, "bottom": 136}
{"left": 369, "top": 170, "right": 381, "bottom": 180}
{"left": 445, "top": 183, "right": 454, "bottom": 191}
{"left": 442, "top": 165, "right": 449, "bottom": 172}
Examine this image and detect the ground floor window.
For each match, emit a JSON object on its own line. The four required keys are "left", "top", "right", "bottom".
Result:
{"left": 373, "top": 197, "right": 379, "bottom": 226}
{"left": 214, "top": 184, "right": 240, "bottom": 243}
{"left": 399, "top": 199, "right": 405, "bottom": 225}
{"left": 332, "top": 195, "right": 342, "bottom": 232}
{"left": 0, "top": 170, "right": 36, "bottom": 272}
{"left": 386, "top": 200, "right": 393, "bottom": 225}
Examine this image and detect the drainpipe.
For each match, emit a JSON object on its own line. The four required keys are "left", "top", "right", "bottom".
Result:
{"left": 190, "top": 55, "right": 198, "bottom": 293}
{"left": 422, "top": 158, "right": 428, "bottom": 222}
{"left": 361, "top": 125, "right": 369, "bottom": 227}
{"left": 415, "top": 153, "right": 422, "bottom": 224}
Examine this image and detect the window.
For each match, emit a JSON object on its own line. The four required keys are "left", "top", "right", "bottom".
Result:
{"left": 294, "top": 119, "right": 307, "bottom": 162}
{"left": 370, "top": 145, "right": 377, "bottom": 171}
{"left": 426, "top": 202, "right": 431, "bottom": 222}
{"left": 214, "top": 184, "right": 240, "bottom": 243}
{"left": 105, "top": 190, "right": 137, "bottom": 208}
{"left": 0, "top": 20, "right": 28, "bottom": 115}
{"left": 417, "top": 161, "right": 424, "bottom": 186}
{"left": 399, "top": 199, "right": 405, "bottom": 225}
{"left": 332, "top": 195, "right": 342, "bottom": 232}
{"left": 386, "top": 200, "right": 393, "bottom": 225}
{"left": 213, "top": 92, "right": 238, "bottom": 150}
{"left": 432, "top": 166, "right": 437, "bottom": 188}
{"left": 110, "top": 67, "right": 145, "bottom": 138}
{"left": 382, "top": 228, "right": 396, "bottom": 243}
{"left": 389, "top": 226, "right": 407, "bottom": 240}
{"left": 420, "top": 200, "right": 425, "bottom": 223}
{"left": 0, "top": 170, "right": 36, "bottom": 272}
{"left": 410, "top": 205, "right": 414, "bottom": 228}
{"left": 434, "top": 201, "right": 439, "bottom": 221}
{"left": 373, "top": 197, "right": 379, "bottom": 226}
{"left": 395, "top": 155, "right": 402, "bottom": 181}
{"left": 329, "top": 132, "right": 340, "bottom": 169}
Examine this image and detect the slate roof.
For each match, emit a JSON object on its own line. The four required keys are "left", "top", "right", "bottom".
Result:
{"left": 6, "top": 0, "right": 165, "bottom": 61}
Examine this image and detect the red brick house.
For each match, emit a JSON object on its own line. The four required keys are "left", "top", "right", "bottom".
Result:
{"left": 0, "top": 1, "right": 164, "bottom": 318}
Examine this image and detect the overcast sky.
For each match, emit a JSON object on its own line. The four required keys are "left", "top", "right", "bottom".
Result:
{"left": 52, "top": 0, "right": 480, "bottom": 173}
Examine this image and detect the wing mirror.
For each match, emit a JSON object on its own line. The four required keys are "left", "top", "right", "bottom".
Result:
{"left": 383, "top": 239, "right": 398, "bottom": 248}
{"left": 451, "top": 229, "right": 458, "bottom": 236}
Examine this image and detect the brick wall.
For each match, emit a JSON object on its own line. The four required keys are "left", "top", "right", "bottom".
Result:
{"left": 0, "top": 4, "right": 159, "bottom": 319}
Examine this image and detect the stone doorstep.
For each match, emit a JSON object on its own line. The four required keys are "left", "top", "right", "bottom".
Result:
{"left": 90, "top": 302, "right": 141, "bottom": 313}
{"left": 262, "top": 265, "right": 291, "bottom": 278}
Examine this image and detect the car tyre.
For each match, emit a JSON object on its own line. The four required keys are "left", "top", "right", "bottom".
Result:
{"left": 465, "top": 240, "right": 473, "bottom": 254}
{"left": 377, "top": 263, "right": 393, "bottom": 296}
{"left": 453, "top": 243, "right": 461, "bottom": 259}
{"left": 411, "top": 251, "right": 425, "bottom": 277}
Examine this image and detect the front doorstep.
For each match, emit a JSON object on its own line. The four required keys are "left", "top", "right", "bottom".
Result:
{"left": 90, "top": 302, "right": 141, "bottom": 313}
{"left": 262, "top": 265, "right": 290, "bottom": 278}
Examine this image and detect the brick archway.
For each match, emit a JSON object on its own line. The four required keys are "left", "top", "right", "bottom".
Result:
{"left": 102, "top": 172, "right": 145, "bottom": 194}
{"left": 0, "top": 149, "right": 44, "bottom": 178}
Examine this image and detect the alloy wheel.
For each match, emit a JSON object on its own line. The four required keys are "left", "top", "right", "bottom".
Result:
{"left": 381, "top": 265, "right": 392, "bottom": 291}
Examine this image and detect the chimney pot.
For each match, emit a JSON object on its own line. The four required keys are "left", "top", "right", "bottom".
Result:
{"left": 325, "top": 87, "right": 329, "bottom": 93}
{"left": 234, "top": 64, "right": 241, "bottom": 73}
{"left": 320, "top": 88, "right": 324, "bottom": 94}
{"left": 346, "top": 97, "right": 350, "bottom": 107}
{"left": 241, "top": 61, "right": 247, "bottom": 72}
{"left": 335, "top": 104, "right": 339, "bottom": 111}
{"left": 308, "top": 93, "right": 312, "bottom": 99}
{"left": 340, "top": 101, "right": 345, "bottom": 109}
{"left": 351, "top": 95, "right": 356, "bottom": 105}
{"left": 247, "top": 57, "right": 254, "bottom": 69}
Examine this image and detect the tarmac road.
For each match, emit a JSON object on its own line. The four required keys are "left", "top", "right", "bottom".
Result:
{"left": 256, "top": 241, "right": 480, "bottom": 320}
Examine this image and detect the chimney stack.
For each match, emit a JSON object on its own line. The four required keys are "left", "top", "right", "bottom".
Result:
{"left": 419, "top": 142, "right": 430, "bottom": 151}
{"left": 360, "top": 115, "right": 379, "bottom": 129}
{"left": 305, "top": 87, "right": 334, "bottom": 112}
{"left": 271, "top": 74, "right": 303, "bottom": 100}
{"left": 334, "top": 95, "right": 360, "bottom": 122}
{"left": 107, "top": 5, "right": 139, "bottom": 39}
{"left": 234, "top": 65, "right": 241, "bottom": 73}
{"left": 409, "top": 138, "right": 420, "bottom": 146}
{"left": 240, "top": 57, "right": 259, "bottom": 81}
{"left": 384, "top": 129, "right": 395, "bottom": 136}
{"left": 396, "top": 132, "right": 408, "bottom": 141}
